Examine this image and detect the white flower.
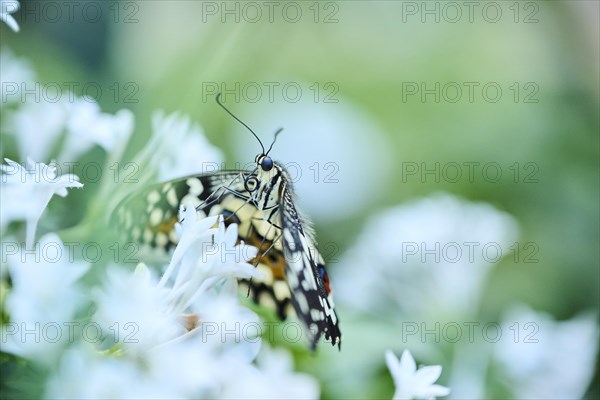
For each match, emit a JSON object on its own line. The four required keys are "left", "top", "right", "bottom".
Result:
{"left": 165, "top": 206, "right": 218, "bottom": 274}
{"left": 0, "top": 157, "right": 83, "bottom": 248}
{"left": 45, "top": 345, "right": 172, "bottom": 399}
{"left": 2, "top": 55, "right": 133, "bottom": 162}
{"left": 335, "top": 193, "right": 519, "bottom": 319}
{"left": 60, "top": 98, "right": 134, "bottom": 161}
{"left": 190, "top": 287, "right": 263, "bottom": 354}
{"left": 1, "top": 233, "right": 90, "bottom": 365}
{"left": 0, "top": 0, "right": 20, "bottom": 32}
{"left": 207, "top": 214, "right": 260, "bottom": 278}
{"left": 386, "top": 350, "right": 450, "bottom": 400}
{"left": 0, "top": 48, "right": 36, "bottom": 106}
{"left": 220, "top": 346, "right": 320, "bottom": 399}
{"left": 3, "top": 100, "right": 68, "bottom": 161}
{"left": 144, "top": 336, "right": 230, "bottom": 398}
{"left": 162, "top": 206, "right": 259, "bottom": 312}
{"left": 494, "top": 305, "right": 599, "bottom": 399}
{"left": 143, "top": 111, "right": 223, "bottom": 182}
{"left": 92, "top": 263, "right": 184, "bottom": 354}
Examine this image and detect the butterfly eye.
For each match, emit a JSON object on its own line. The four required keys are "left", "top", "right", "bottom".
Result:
{"left": 244, "top": 175, "right": 259, "bottom": 192}
{"left": 261, "top": 157, "right": 274, "bottom": 171}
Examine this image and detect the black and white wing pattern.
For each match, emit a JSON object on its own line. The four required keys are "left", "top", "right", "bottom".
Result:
{"left": 114, "top": 157, "right": 341, "bottom": 349}
{"left": 279, "top": 177, "right": 341, "bottom": 349}
{"left": 114, "top": 171, "right": 247, "bottom": 251}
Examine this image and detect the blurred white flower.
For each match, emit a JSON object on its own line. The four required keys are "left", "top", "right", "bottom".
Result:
{"left": 92, "top": 263, "right": 184, "bottom": 354}
{"left": 190, "top": 288, "right": 263, "bottom": 354}
{"left": 335, "top": 193, "right": 519, "bottom": 319}
{"left": 386, "top": 350, "right": 450, "bottom": 400}
{"left": 3, "top": 66, "right": 133, "bottom": 162}
{"left": 60, "top": 98, "right": 135, "bottom": 161}
{"left": 1, "top": 233, "right": 90, "bottom": 365}
{"left": 220, "top": 345, "right": 320, "bottom": 399}
{"left": 0, "top": 0, "right": 20, "bottom": 32}
{"left": 3, "top": 100, "right": 68, "bottom": 162}
{"left": 46, "top": 328, "right": 319, "bottom": 399}
{"left": 0, "top": 157, "right": 83, "bottom": 248}
{"left": 45, "top": 345, "right": 172, "bottom": 399}
{"left": 324, "top": 194, "right": 518, "bottom": 399}
{"left": 147, "top": 335, "right": 314, "bottom": 400}
{"left": 494, "top": 305, "right": 599, "bottom": 399}
{"left": 145, "top": 335, "right": 236, "bottom": 398}
{"left": 0, "top": 47, "right": 36, "bottom": 106}
{"left": 147, "top": 111, "right": 224, "bottom": 182}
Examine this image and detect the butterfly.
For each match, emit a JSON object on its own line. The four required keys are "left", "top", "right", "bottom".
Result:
{"left": 114, "top": 94, "right": 341, "bottom": 350}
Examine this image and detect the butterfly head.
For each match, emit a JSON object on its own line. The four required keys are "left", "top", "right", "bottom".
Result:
{"left": 256, "top": 154, "right": 274, "bottom": 172}
{"left": 254, "top": 124, "right": 283, "bottom": 174}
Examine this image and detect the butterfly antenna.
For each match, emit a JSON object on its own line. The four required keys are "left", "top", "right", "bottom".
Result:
{"left": 266, "top": 127, "right": 284, "bottom": 156}
{"left": 216, "top": 93, "right": 265, "bottom": 154}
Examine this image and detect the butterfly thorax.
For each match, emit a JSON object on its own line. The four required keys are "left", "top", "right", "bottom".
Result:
{"left": 250, "top": 155, "right": 286, "bottom": 210}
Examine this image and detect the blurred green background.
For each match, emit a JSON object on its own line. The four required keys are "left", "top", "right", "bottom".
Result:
{"left": 1, "top": 0, "right": 598, "bottom": 398}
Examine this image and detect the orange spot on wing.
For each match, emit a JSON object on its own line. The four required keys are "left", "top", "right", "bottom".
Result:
{"left": 153, "top": 215, "right": 178, "bottom": 234}
{"left": 244, "top": 231, "right": 286, "bottom": 279}
{"left": 322, "top": 271, "right": 332, "bottom": 294}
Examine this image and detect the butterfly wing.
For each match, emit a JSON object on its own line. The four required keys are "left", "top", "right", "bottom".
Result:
{"left": 279, "top": 179, "right": 342, "bottom": 349}
{"left": 113, "top": 171, "right": 248, "bottom": 251}
{"left": 113, "top": 170, "right": 295, "bottom": 320}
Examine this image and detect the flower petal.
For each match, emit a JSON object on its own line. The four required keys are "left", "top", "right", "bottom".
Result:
{"left": 399, "top": 349, "right": 417, "bottom": 374}
{"left": 385, "top": 350, "right": 402, "bottom": 378}
{"left": 414, "top": 365, "right": 443, "bottom": 386}
{"left": 427, "top": 384, "right": 451, "bottom": 397}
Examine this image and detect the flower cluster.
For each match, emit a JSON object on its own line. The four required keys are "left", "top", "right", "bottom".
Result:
{"left": 39, "top": 212, "right": 316, "bottom": 399}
